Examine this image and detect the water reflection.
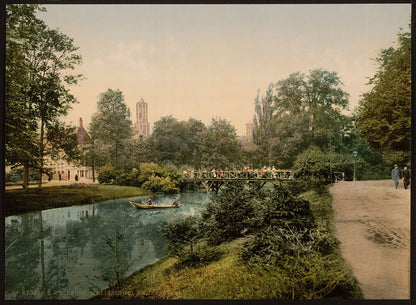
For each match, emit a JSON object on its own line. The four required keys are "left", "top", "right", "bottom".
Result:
{"left": 5, "top": 192, "right": 209, "bottom": 300}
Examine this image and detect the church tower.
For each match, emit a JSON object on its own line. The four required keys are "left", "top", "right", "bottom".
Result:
{"left": 134, "top": 98, "right": 150, "bottom": 138}
{"left": 246, "top": 122, "right": 254, "bottom": 143}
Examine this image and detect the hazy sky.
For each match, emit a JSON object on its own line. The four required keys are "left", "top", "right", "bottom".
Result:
{"left": 38, "top": 4, "right": 410, "bottom": 135}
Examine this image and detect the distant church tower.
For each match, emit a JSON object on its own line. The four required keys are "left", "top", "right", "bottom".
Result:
{"left": 246, "top": 122, "right": 254, "bottom": 143}
{"left": 134, "top": 98, "right": 150, "bottom": 138}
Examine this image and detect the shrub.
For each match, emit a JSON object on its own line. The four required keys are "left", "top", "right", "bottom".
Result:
{"left": 142, "top": 176, "right": 179, "bottom": 193}
{"left": 173, "top": 244, "right": 223, "bottom": 269}
{"left": 98, "top": 164, "right": 118, "bottom": 184}
{"left": 200, "top": 182, "right": 255, "bottom": 245}
{"left": 160, "top": 216, "right": 201, "bottom": 256}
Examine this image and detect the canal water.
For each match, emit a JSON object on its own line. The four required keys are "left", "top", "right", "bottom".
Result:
{"left": 5, "top": 192, "right": 211, "bottom": 300}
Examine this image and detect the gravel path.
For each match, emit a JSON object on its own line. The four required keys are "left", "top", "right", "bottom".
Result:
{"left": 330, "top": 180, "right": 410, "bottom": 299}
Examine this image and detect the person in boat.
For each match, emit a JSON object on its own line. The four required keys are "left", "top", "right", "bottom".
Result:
{"left": 147, "top": 197, "right": 153, "bottom": 205}
{"left": 172, "top": 198, "right": 179, "bottom": 207}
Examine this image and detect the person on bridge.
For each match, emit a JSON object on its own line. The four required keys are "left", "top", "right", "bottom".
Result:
{"left": 402, "top": 166, "right": 411, "bottom": 189}
{"left": 391, "top": 164, "right": 400, "bottom": 189}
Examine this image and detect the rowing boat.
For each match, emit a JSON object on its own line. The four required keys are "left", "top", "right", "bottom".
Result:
{"left": 129, "top": 201, "right": 181, "bottom": 209}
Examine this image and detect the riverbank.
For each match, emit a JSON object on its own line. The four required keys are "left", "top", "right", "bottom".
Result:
{"left": 95, "top": 186, "right": 362, "bottom": 300}
{"left": 5, "top": 184, "right": 151, "bottom": 216}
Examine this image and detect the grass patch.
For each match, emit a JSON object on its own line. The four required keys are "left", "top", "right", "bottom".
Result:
{"left": 5, "top": 184, "right": 150, "bottom": 216}
{"left": 96, "top": 239, "right": 291, "bottom": 300}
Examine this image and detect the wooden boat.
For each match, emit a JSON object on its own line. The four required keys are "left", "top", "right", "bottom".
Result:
{"left": 129, "top": 201, "right": 181, "bottom": 209}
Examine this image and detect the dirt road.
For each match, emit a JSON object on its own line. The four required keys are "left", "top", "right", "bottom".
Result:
{"left": 330, "top": 180, "right": 410, "bottom": 299}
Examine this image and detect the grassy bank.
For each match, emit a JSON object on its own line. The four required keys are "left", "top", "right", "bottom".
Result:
{"left": 5, "top": 184, "right": 150, "bottom": 216}
{"left": 96, "top": 186, "right": 363, "bottom": 300}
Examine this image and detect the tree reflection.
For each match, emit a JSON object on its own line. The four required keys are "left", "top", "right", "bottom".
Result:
{"left": 5, "top": 214, "right": 41, "bottom": 299}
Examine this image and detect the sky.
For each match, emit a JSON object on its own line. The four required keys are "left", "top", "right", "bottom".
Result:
{"left": 37, "top": 4, "right": 411, "bottom": 136}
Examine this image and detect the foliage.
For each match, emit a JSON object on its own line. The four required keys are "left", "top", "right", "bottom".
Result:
{"left": 141, "top": 176, "right": 179, "bottom": 193}
{"left": 147, "top": 117, "right": 206, "bottom": 167}
{"left": 240, "top": 185, "right": 316, "bottom": 264}
{"left": 89, "top": 89, "right": 134, "bottom": 169}
{"left": 200, "top": 182, "right": 255, "bottom": 245}
{"left": 5, "top": 5, "right": 40, "bottom": 179}
{"left": 160, "top": 216, "right": 201, "bottom": 258}
{"left": 292, "top": 146, "right": 330, "bottom": 190}
{"left": 6, "top": 167, "right": 39, "bottom": 183}
{"left": 356, "top": 28, "right": 411, "bottom": 166}
{"left": 252, "top": 69, "right": 350, "bottom": 168}
{"left": 197, "top": 118, "right": 244, "bottom": 169}
{"left": 98, "top": 164, "right": 119, "bottom": 184}
{"left": 6, "top": 4, "right": 83, "bottom": 188}
{"left": 108, "top": 162, "right": 182, "bottom": 193}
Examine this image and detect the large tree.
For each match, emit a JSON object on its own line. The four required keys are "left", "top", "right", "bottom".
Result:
{"left": 253, "top": 69, "right": 350, "bottom": 168}
{"left": 147, "top": 116, "right": 206, "bottom": 167}
{"left": 89, "top": 89, "right": 134, "bottom": 169}
{"left": 6, "top": 5, "right": 41, "bottom": 188}
{"left": 356, "top": 28, "right": 411, "bottom": 165}
{"left": 6, "top": 4, "right": 83, "bottom": 188}
{"left": 197, "top": 118, "right": 243, "bottom": 169}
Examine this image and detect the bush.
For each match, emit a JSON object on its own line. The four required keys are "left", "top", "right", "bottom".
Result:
{"left": 160, "top": 216, "right": 201, "bottom": 256}
{"left": 142, "top": 176, "right": 179, "bottom": 193}
{"left": 98, "top": 164, "right": 119, "bottom": 184}
{"left": 200, "top": 182, "right": 255, "bottom": 245}
{"left": 241, "top": 185, "right": 316, "bottom": 265}
{"left": 174, "top": 244, "right": 223, "bottom": 269}
{"left": 6, "top": 167, "right": 38, "bottom": 183}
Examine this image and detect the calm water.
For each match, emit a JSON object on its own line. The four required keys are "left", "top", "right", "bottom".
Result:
{"left": 5, "top": 192, "right": 211, "bottom": 300}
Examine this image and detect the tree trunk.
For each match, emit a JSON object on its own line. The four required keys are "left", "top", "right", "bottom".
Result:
{"left": 329, "top": 129, "right": 332, "bottom": 182}
{"left": 22, "top": 163, "right": 29, "bottom": 190}
{"left": 92, "top": 142, "right": 96, "bottom": 182}
{"left": 38, "top": 120, "right": 44, "bottom": 188}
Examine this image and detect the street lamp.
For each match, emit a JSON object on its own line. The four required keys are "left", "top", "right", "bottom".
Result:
{"left": 353, "top": 151, "right": 358, "bottom": 181}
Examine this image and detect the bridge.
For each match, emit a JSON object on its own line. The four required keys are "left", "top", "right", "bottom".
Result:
{"left": 183, "top": 169, "right": 294, "bottom": 193}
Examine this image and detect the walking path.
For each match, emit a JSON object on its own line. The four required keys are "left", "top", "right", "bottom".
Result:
{"left": 5, "top": 179, "right": 98, "bottom": 190}
{"left": 330, "top": 180, "right": 410, "bottom": 299}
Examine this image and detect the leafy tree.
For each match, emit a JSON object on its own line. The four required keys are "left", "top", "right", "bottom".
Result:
{"left": 6, "top": 4, "right": 83, "bottom": 188}
{"left": 44, "top": 121, "right": 80, "bottom": 164}
{"left": 252, "top": 69, "right": 350, "bottom": 168}
{"left": 89, "top": 89, "right": 134, "bottom": 169}
{"left": 253, "top": 84, "right": 277, "bottom": 165}
{"left": 197, "top": 118, "right": 243, "bottom": 169}
{"left": 356, "top": 28, "right": 411, "bottom": 165}
{"left": 147, "top": 116, "right": 189, "bottom": 166}
{"left": 6, "top": 5, "right": 41, "bottom": 188}
{"left": 147, "top": 116, "right": 206, "bottom": 167}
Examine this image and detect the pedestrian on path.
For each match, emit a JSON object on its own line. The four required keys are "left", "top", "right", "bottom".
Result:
{"left": 391, "top": 164, "right": 400, "bottom": 189}
{"left": 402, "top": 166, "right": 411, "bottom": 189}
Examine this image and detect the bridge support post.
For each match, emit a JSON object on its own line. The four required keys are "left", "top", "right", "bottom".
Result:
{"left": 201, "top": 181, "right": 224, "bottom": 194}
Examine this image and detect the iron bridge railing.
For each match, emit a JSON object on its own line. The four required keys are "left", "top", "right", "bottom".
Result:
{"left": 183, "top": 170, "right": 293, "bottom": 181}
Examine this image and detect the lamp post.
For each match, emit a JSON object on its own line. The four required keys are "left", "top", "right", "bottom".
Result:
{"left": 353, "top": 151, "right": 358, "bottom": 181}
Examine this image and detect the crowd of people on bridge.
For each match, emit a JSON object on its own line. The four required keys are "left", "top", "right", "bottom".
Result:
{"left": 182, "top": 166, "right": 292, "bottom": 180}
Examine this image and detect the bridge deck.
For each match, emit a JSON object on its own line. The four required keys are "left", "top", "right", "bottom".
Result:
{"left": 183, "top": 170, "right": 293, "bottom": 181}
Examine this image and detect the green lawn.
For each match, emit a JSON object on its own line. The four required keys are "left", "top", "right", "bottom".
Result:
{"left": 5, "top": 184, "right": 150, "bottom": 216}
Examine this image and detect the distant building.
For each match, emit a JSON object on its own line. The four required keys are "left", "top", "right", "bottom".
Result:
{"left": 246, "top": 122, "right": 254, "bottom": 143}
{"left": 240, "top": 122, "right": 257, "bottom": 151}
{"left": 43, "top": 118, "right": 96, "bottom": 181}
{"left": 76, "top": 118, "right": 93, "bottom": 145}
{"left": 134, "top": 98, "right": 150, "bottom": 138}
